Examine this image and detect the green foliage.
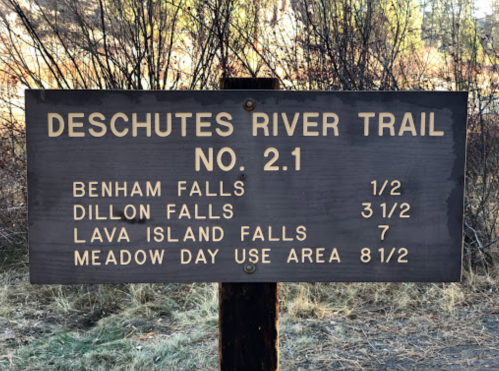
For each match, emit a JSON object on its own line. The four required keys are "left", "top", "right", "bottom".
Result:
{"left": 383, "top": 0, "right": 424, "bottom": 53}
{"left": 11, "top": 326, "right": 217, "bottom": 371}
{"left": 13, "top": 327, "right": 131, "bottom": 371}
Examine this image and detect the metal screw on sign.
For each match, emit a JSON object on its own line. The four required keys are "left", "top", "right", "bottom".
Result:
{"left": 244, "top": 99, "right": 255, "bottom": 111}
{"left": 244, "top": 262, "right": 256, "bottom": 274}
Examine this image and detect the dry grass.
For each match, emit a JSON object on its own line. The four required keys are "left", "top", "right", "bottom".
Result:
{"left": 0, "top": 267, "right": 498, "bottom": 370}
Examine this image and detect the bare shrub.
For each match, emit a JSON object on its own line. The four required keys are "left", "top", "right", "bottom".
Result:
{"left": 1, "top": 0, "right": 499, "bottom": 276}
{"left": 464, "top": 110, "right": 499, "bottom": 271}
{"left": 0, "top": 75, "right": 27, "bottom": 267}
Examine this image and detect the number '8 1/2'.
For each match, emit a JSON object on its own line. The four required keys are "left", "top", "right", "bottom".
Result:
{"left": 360, "top": 247, "right": 408, "bottom": 263}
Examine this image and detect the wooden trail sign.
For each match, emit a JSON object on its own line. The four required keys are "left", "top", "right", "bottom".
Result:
{"left": 26, "top": 89, "right": 467, "bottom": 284}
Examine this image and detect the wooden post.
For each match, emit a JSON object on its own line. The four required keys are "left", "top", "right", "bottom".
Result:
{"left": 219, "top": 77, "right": 280, "bottom": 371}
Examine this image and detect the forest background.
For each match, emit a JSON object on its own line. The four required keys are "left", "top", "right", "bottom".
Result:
{"left": 1, "top": 0, "right": 499, "bottom": 369}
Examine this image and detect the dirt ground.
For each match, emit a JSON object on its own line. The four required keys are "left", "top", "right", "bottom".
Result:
{"left": 280, "top": 306, "right": 499, "bottom": 370}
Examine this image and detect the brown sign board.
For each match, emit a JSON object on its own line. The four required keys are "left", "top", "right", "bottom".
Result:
{"left": 26, "top": 90, "right": 467, "bottom": 284}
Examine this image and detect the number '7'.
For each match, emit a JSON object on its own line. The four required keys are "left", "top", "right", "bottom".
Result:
{"left": 378, "top": 225, "right": 389, "bottom": 240}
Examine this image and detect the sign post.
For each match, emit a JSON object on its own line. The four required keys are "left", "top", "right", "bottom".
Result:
{"left": 219, "top": 78, "right": 279, "bottom": 371}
